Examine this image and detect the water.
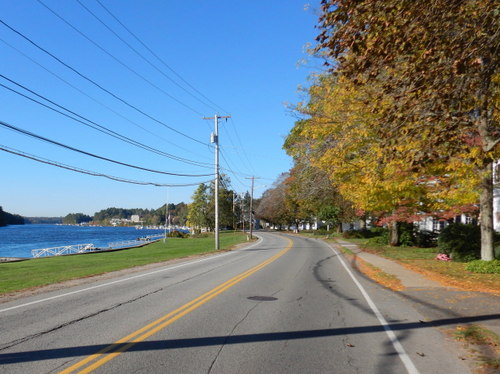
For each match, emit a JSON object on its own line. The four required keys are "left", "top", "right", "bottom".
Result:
{"left": 0, "top": 224, "right": 167, "bottom": 258}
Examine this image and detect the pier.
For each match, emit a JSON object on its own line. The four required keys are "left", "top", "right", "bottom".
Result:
{"left": 32, "top": 243, "right": 96, "bottom": 258}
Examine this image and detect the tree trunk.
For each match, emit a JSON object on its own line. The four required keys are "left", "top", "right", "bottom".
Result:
{"left": 479, "top": 161, "right": 494, "bottom": 261}
{"left": 388, "top": 221, "right": 400, "bottom": 246}
{"left": 336, "top": 222, "right": 343, "bottom": 233}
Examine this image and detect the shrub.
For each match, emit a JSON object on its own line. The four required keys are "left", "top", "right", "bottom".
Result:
{"left": 190, "top": 232, "right": 212, "bottom": 238}
{"left": 413, "top": 230, "right": 438, "bottom": 248}
{"left": 167, "top": 230, "right": 188, "bottom": 238}
{"left": 342, "top": 229, "right": 372, "bottom": 239}
{"left": 465, "top": 260, "right": 500, "bottom": 274}
{"left": 367, "top": 235, "right": 389, "bottom": 246}
{"left": 438, "top": 223, "right": 480, "bottom": 262}
{"left": 369, "top": 226, "right": 388, "bottom": 237}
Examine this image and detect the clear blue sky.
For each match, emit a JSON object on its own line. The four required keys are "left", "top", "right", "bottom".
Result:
{"left": 0, "top": 0, "right": 321, "bottom": 217}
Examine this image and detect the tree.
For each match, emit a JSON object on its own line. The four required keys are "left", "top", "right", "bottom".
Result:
{"left": 255, "top": 173, "right": 297, "bottom": 229}
{"left": 318, "top": 205, "right": 341, "bottom": 232}
{"left": 187, "top": 183, "right": 210, "bottom": 233}
{"left": 208, "top": 175, "right": 236, "bottom": 229}
{"left": 314, "top": 0, "right": 499, "bottom": 257}
{"left": 0, "top": 206, "right": 24, "bottom": 226}
{"left": 287, "top": 70, "right": 486, "bottom": 245}
{"left": 63, "top": 213, "right": 92, "bottom": 225}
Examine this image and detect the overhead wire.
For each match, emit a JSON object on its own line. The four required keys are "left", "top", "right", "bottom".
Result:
{"left": 94, "top": 0, "right": 230, "bottom": 116}
{"left": 0, "top": 75, "right": 214, "bottom": 168}
{"left": 36, "top": 0, "right": 206, "bottom": 117}
{"left": 0, "top": 18, "right": 209, "bottom": 147}
{"left": 219, "top": 148, "right": 251, "bottom": 189}
{"left": 75, "top": 0, "right": 219, "bottom": 114}
{"left": 0, "top": 37, "right": 210, "bottom": 159}
{"left": 0, "top": 120, "right": 214, "bottom": 177}
{"left": 228, "top": 117, "right": 257, "bottom": 175}
{"left": 0, "top": 144, "right": 211, "bottom": 187}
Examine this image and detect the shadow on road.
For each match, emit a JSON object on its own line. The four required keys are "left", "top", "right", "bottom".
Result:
{"left": 2, "top": 313, "right": 498, "bottom": 364}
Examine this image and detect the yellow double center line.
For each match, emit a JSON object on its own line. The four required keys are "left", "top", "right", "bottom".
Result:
{"left": 60, "top": 237, "right": 293, "bottom": 373}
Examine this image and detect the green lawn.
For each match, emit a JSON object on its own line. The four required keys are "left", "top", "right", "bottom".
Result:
{"left": 0, "top": 231, "right": 249, "bottom": 295}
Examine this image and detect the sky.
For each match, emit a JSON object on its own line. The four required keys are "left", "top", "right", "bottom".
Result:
{"left": 0, "top": 0, "right": 322, "bottom": 217}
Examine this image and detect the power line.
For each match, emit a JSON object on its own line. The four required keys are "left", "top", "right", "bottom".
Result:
{"left": 219, "top": 152, "right": 247, "bottom": 188}
{"left": 0, "top": 37, "right": 210, "bottom": 159}
{"left": 219, "top": 147, "right": 254, "bottom": 178}
{"left": 0, "top": 144, "right": 211, "bottom": 187}
{"left": 228, "top": 117, "right": 257, "bottom": 175}
{"left": 36, "top": 0, "right": 205, "bottom": 117}
{"left": 0, "top": 76, "right": 213, "bottom": 168}
{"left": 0, "top": 18, "right": 209, "bottom": 146}
{"left": 0, "top": 120, "right": 214, "bottom": 177}
{"left": 75, "top": 0, "right": 219, "bottom": 114}
{"left": 94, "top": 0, "right": 230, "bottom": 115}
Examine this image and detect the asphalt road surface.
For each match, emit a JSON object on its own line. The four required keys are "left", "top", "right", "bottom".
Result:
{"left": 0, "top": 232, "right": 471, "bottom": 373}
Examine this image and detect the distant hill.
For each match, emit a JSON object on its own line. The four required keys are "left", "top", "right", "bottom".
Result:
{"left": 23, "top": 217, "right": 63, "bottom": 224}
{"left": 0, "top": 207, "right": 25, "bottom": 227}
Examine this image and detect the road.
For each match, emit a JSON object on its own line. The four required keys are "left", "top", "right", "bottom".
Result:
{"left": 0, "top": 232, "right": 471, "bottom": 373}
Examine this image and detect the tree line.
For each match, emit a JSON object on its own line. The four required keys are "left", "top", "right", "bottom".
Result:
{"left": 62, "top": 204, "right": 190, "bottom": 226}
{"left": 0, "top": 206, "right": 24, "bottom": 227}
{"left": 261, "top": 0, "right": 498, "bottom": 260}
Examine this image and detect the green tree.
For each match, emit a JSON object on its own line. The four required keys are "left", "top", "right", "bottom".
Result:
{"left": 63, "top": 213, "right": 92, "bottom": 224}
{"left": 187, "top": 183, "right": 210, "bottom": 233}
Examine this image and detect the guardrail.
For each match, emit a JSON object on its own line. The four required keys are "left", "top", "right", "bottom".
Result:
{"left": 32, "top": 243, "right": 96, "bottom": 258}
{"left": 141, "top": 234, "right": 166, "bottom": 241}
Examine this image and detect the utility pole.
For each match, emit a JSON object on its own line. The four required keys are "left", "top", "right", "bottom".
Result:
{"left": 203, "top": 114, "right": 230, "bottom": 250}
{"left": 163, "top": 188, "right": 168, "bottom": 243}
{"left": 240, "top": 195, "right": 245, "bottom": 233}
{"left": 245, "top": 176, "right": 260, "bottom": 239}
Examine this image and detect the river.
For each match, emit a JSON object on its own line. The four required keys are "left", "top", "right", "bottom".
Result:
{"left": 0, "top": 224, "right": 167, "bottom": 258}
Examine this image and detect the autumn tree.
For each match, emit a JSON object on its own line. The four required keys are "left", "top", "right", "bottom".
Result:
{"left": 255, "top": 173, "right": 296, "bottom": 229}
{"left": 315, "top": 0, "right": 499, "bottom": 258}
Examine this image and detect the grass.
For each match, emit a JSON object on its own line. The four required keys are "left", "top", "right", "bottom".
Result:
{"left": 454, "top": 324, "right": 500, "bottom": 372}
{"left": 355, "top": 258, "right": 404, "bottom": 291}
{"left": 338, "top": 237, "right": 500, "bottom": 293}
{"left": 0, "top": 231, "right": 249, "bottom": 295}
{"left": 333, "top": 240, "right": 404, "bottom": 290}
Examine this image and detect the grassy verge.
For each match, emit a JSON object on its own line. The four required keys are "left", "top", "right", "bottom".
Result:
{"left": 333, "top": 240, "right": 404, "bottom": 291}
{"left": 338, "top": 237, "right": 499, "bottom": 293}
{"left": 0, "top": 231, "right": 249, "bottom": 295}
{"left": 453, "top": 324, "right": 500, "bottom": 372}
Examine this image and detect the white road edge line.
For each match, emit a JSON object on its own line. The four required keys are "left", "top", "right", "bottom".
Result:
{"left": 0, "top": 236, "right": 263, "bottom": 314}
{"left": 327, "top": 242, "right": 420, "bottom": 374}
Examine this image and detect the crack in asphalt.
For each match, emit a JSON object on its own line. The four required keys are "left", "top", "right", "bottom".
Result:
{"left": 0, "top": 255, "right": 249, "bottom": 353}
{"left": 206, "top": 303, "right": 259, "bottom": 374}
{"left": 206, "top": 288, "right": 283, "bottom": 374}
{"left": 0, "top": 287, "right": 165, "bottom": 352}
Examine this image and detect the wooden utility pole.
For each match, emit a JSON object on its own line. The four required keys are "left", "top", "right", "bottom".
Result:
{"left": 203, "top": 114, "right": 230, "bottom": 250}
{"left": 245, "top": 176, "right": 260, "bottom": 239}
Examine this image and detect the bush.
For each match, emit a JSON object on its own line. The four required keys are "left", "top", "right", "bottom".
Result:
{"left": 465, "top": 260, "right": 500, "bottom": 274}
{"left": 414, "top": 230, "right": 438, "bottom": 248}
{"left": 438, "top": 223, "right": 480, "bottom": 262}
{"left": 342, "top": 229, "right": 372, "bottom": 239}
{"left": 369, "top": 226, "right": 388, "bottom": 237}
{"left": 167, "top": 230, "right": 188, "bottom": 238}
{"left": 190, "top": 232, "right": 212, "bottom": 238}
